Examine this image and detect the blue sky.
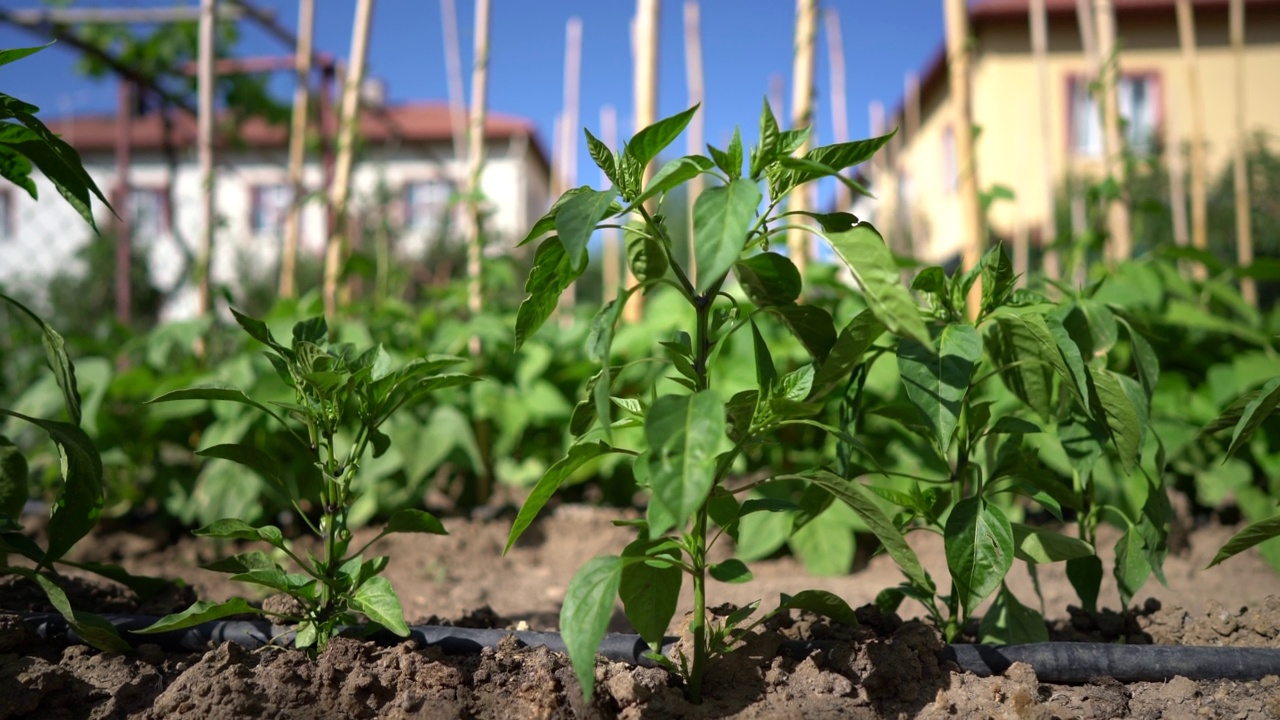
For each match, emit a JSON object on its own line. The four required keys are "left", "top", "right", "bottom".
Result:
{"left": 1, "top": 1, "right": 946, "bottom": 192}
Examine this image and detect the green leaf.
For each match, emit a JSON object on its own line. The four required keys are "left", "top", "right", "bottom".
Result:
{"left": 351, "top": 576, "right": 410, "bottom": 637}
{"left": 584, "top": 127, "right": 618, "bottom": 186}
{"left": 0, "top": 413, "right": 103, "bottom": 565}
{"left": 196, "top": 443, "right": 294, "bottom": 495}
{"left": 61, "top": 560, "right": 177, "bottom": 601}
{"left": 810, "top": 310, "right": 886, "bottom": 399}
{"left": 626, "top": 104, "right": 700, "bottom": 169}
{"left": 750, "top": 319, "right": 778, "bottom": 392}
{"left": 788, "top": 210, "right": 858, "bottom": 233}
{"left": 625, "top": 222, "right": 668, "bottom": 282}
{"left": 1114, "top": 523, "right": 1151, "bottom": 607}
{"left": 787, "top": 131, "right": 896, "bottom": 186}
{"left": 1065, "top": 555, "right": 1104, "bottom": 613}
{"left": 1056, "top": 299, "right": 1118, "bottom": 360}
{"left": 735, "top": 252, "right": 801, "bottom": 307}
{"left": 1225, "top": 378, "right": 1280, "bottom": 460}
{"left": 588, "top": 296, "right": 628, "bottom": 442}
{"left": 519, "top": 186, "right": 615, "bottom": 247}
{"left": 980, "top": 244, "right": 1016, "bottom": 315}
{"left": 766, "top": 304, "right": 837, "bottom": 363}
{"left": 0, "top": 44, "right": 52, "bottom": 68}
{"left": 146, "top": 385, "right": 291, "bottom": 429}
{"left": 789, "top": 509, "right": 855, "bottom": 576}
{"left": 136, "top": 597, "right": 262, "bottom": 634}
{"left": 784, "top": 470, "right": 932, "bottom": 593}
{"left": 619, "top": 541, "right": 682, "bottom": 647}
{"left": 945, "top": 497, "right": 1014, "bottom": 615}
{"left": 382, "top": 508, "right": 447, "bottom": 536}
{"left": 195, "top": 519, "right": 286, "bottom": 549}
{"left": 708, "top": 127, "right": 743, "bottom": 178}
{"left": 820, "top": 223, "right": 931, "bottom": 348}
{"left": 776, "top": 590, "right": 858, "bottom": 627}
{"left": 0, "top": 293, "right": 81, "bottom": 425}
{"left": 709, "top": 559, "right": 753, "bottom": 583}
{"left": 505, "top": 442, "right": 617, "bottom": 553}
{"left": 1118, "top": 318, "right": 1160, "bottom": 400}
{"left": 1091, "top": 369, "right": 1143, "bottom": 473}
{"left": 896, "top": 323, "right": 982, "bottom": 452}
{"left": 201, "top": 550, "right": 279, "bottom": 574}
{"left": 693, "top": 179, "right": 763, "bottom": 293}
{"left": 555, "top": 188, "right": 617, "bottom": 272}
{"left": 0, "top": 145, "right": 38, "bottom": 199}
{"left": 979, "top": 585, "right": 1049, "bottom": 645}
{"left": 0, "top": 122, "right": 110, "bottom": 230}
{"left": 8, "top": 569, "right": 129, "bottom": 653}
{"left": 1010, "top": 523, "right": 1094, "bottom": 563}
{"left": 0, "top": 436, "right": 29, "bottom": 520}
{"left": 750, "top": 98, "right": 780, "bottom": 178}
{"left": 514, "top": 236, "right": 585, "bottom": 350}
{"left": 623, "top": 155, "right": 714, "bottom": 212}
{"left": 561, "top": 555, "right": 624, "bottom": 700}
{"left": 1208, "top": 514, "right": 1280, "bottom": 568}
{"left": 645, "top": 392, "right": 725, "bottom": 536}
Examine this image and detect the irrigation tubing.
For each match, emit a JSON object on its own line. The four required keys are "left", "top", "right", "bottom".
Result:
{"left": 21, "top": 613, "right": 1280, "bottom": 683}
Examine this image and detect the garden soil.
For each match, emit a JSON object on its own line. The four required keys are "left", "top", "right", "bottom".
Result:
{"left": 5, "top": 504, "right": 1280, "bottom": 718}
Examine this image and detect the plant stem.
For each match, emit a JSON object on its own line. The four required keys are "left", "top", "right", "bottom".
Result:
{"left": 687, "top": 287, "right": 716, "bottom": 704}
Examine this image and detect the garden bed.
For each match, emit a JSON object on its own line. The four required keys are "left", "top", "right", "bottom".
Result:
{"left": 5, "top": 504, "right": 1280, "bottom": 719}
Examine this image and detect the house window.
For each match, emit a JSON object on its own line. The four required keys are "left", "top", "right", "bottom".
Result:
{"left": 0, "top": 190, "right": 12, "bottom": 241}
{"left": 1069, "top": 73, "right": 1159, "bottom": 157}
{"left": 250, "top": 184, "right": 291, "bottom": 235}
{"left": 404, "top": 179, "right": 454, "bottom": 234}
{"left": 128, "top": 187, "right": 167, "bottom": 241}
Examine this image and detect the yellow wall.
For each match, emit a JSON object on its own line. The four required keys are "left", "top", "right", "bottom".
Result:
{"left": 888, "top": 3, "right": 1280, "bottom": 261}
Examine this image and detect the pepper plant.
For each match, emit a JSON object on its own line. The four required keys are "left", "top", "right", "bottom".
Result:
{"left": 138, "top": 310, "right": 477, "bottom": 650}
{"left": 851, "top": 246, "right": 1166, "bottom": 643}
{"left": 505, "top": 101, "right": 938, "bottom": 702}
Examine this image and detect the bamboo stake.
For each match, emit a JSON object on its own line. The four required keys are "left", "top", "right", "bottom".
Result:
{"left": 279, "top": 0, "right": 314, "bottom": 299}
{"left": 1175, "top": 0, "right": 1207, "bottom": 278}
{"left": 601, "top": 105, "right": 621, "bottom": 301}
{"left": 440, "top": 0, "right": 468, "bottom": 163}
{"left": 787, "top": 0, "right": 817, "bottom": 276}
{"left": 195, "top": 0, "right": 217, "bottom": 324}
{"left": 824, "top": 7, "right": 850, "bottom": 211}
{"left": 557, "top": 16, "right": 583, "bottom": 317}
{"left": 465, "top": 0, "right": 492, "bottom": 347}
{"left": 684, "top": 0, "right": 703, "bottom": 279}
{"left": 626, "top": 0, "right": 659, "bottom": 322}
{"left": 1013, "top": 217, "right": 1029, "bottom": 288}
{"left": 1029, "top": 0, "right": 1060, "bottom": 285}
{"left": 322, "top": 0, "right": 375, "bottom": 324}
{"left": 943, "top": 0, "right": 983, "bottom": 317}
{"left": 904, "top": 72, "right": 923, "bottom": 253}
{"left": 1230, "top": 0, "right": 1256, "bottom": 306}
{"left": 114, "top": 79, "right": 132, "bottom": 327}
{"left": 1096, "top": 0, "right": 1132, "bottom": 263}
{"left": 1166, "top": 109, "right": 1190, "bottom": 249}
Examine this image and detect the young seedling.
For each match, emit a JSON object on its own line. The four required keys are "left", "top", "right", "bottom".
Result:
{"left": 139, "top": 311, "right": 477, "bottom": 650}
{"left": 505, "top": 100, "right": 935, "bottom": 703}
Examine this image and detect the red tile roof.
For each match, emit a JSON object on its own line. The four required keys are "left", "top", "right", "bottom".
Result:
{"left": 45, "top": 101, "right": 548, "bottom": 169}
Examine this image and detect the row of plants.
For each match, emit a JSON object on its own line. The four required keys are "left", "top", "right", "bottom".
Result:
{"left": 5, "top": 42, "right": 1280, "bottom": 704}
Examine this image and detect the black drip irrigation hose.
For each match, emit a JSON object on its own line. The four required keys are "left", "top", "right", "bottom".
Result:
{"left": 20, "top": 613, "right": 1280, "bottom": 683}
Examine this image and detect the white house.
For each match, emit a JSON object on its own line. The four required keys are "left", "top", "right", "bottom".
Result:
{"left": 0, "top": 100, "right": 551, "bottom": 319}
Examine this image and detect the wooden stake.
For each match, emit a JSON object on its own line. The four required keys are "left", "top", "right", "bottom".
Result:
{"left": 787, "top": 0, "right": 817, "bottom": 276}
{"left": 1029, "top": 0, "right": 1060, "bottom": 285}
{"left": 1096, "top": 0, "right": 1132, "bottom": 263}
{"left": 943, "top": 0, "right": 983, "bottom": 317}
{"left": 440, "top": 0, "right": 468, "bottom": 163}
{"left": 824, "top": 7, "right": 850, "bottom": 211}
{"left": 904, "top": 72, "right": 924, "bottom": 254}
{"left": 465, "top": 0, "right": 492, "bottom": 349}
{"left": 1175, "top": 0, "right": 1207, "bottom": 278}
{"left": 114, "top": 79, "right": 133, "bottom": 327}
{"left": 279, "top": 0, "right": 314, "bottom": 299}
{"left": 1166, "top": 106, "right": 1190, "bottom": 249}
{"left": 684, "top": 0, "right": 704, "bottom": 280}
{"left": 626, "top": 0, "right": 659, "bottom": 322}
{"left": 195, "top": 0, "right": 217, "bottom": 324}
{"left": 601, "top": 105, "right": 621, "bottom": 302}
{"left": 557, "top": 16, "right": 583, "bottom": 318}
{"left": 322, "top": 0, "right": 375, "bottom": 324}
{"left": 1230, "top": 0, "right": 1256, "bottom": 306}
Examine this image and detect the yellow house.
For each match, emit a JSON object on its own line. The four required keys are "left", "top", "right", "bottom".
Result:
{"left": 866, "top": 0, "right": 1280, "bottom": 265}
